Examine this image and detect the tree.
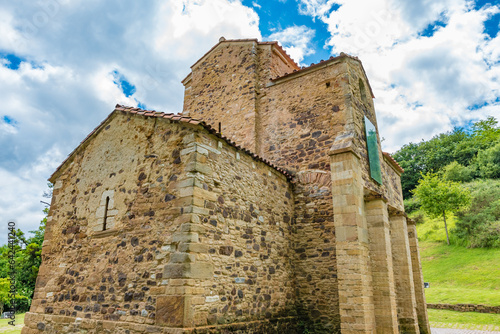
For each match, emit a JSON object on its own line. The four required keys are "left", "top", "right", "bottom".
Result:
{"left": 442, "top": 161, "right": 473, "bottom": 183}
{"left": 476, "top": 142, "right": 500, "bottom": 179}
{"left": 454, "top": 180, "right": 500, "bottom": 248}
{"left": 413, "top": 173, "right": 471, "bottom": 245}
{"left": 393, "top": 117, "right": 500, "bottom": 198}
{"left": 0, "top": 278, "right": 10, "bottom": 314}
{"left": 0, "top": 183, "right": 50, "bottom": 312}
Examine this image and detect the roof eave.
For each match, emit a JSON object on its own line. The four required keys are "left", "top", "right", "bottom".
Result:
{"left": 49, "top": 109, "right": 119, "bottom": 183}
{"left": 49, "top": 104, "right": 293, "bottom": 183}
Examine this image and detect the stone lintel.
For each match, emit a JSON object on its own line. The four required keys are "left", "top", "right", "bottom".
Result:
{"left": 388, "top": 205, "right": 407, "bottom": 218}
{"left": 91, "top": 228, "right": 119, "bottom": 239}
{"left": 363, "top": 192, "right": 388, "bottom": 203}
{"left": 406, "top": 218, "right": 416, "bottom": 225}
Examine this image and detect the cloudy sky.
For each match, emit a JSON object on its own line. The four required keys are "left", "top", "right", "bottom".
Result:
{"left": 1, "top": 0, "right": 499, "bottom": 242}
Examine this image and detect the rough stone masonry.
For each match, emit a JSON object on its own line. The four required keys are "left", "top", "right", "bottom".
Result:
{"left": 22, "top": 38, "right": 431, "bottom": 334}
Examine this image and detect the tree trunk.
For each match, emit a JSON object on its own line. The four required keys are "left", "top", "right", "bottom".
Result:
{"left": 443, "top": 211, "right": 450, "bottom": 246}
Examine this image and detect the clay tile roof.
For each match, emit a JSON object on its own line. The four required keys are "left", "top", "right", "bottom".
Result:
{"left": 50, "top": 104, "right": 293, "bottom": 182}
{"left": 383, "top": 152, "right": 404, "bottom": 174}
{"left": 123, "top": 104, "right": 294, "bottom": 180}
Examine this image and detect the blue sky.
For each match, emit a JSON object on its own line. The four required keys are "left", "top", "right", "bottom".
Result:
{"left": 0, "top": 0, "right": 499, "bottom": 242}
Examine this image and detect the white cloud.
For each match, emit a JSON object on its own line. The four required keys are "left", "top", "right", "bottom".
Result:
{"left": 301, "top": 0, "right": 500, "bottom": 152}
{"left": 1, "top": 0, "right": 499, "bottom": 243}
{"left": 0, "top": 0, "right": 262, "bottom": 243}
{"left": 297, "top": 0, "right": 337, "bottom": 19}
{"left": 268, "top": 25, "right": 316, "bottom": 64}
{"left": 0, "top": 146, "right": 63, "bottom": 243}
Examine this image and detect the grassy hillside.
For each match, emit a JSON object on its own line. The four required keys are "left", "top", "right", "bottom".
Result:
{"left": 419, "top": 240, "right": 500, "bottom": 306}
{"left": 416, "top": 214, "right": 500, "bottom": 306}
{"left": 416, "top": 216, "right": 500, "bottom": 328}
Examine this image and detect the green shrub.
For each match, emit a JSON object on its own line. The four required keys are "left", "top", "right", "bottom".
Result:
{"left": 476, "top": 142, "right": 500, "bottom": 179}
{"left": 469, "top": 222, "right": 500, "bottom": 248}
{"left": 443, "top": 161, "right": 474, "bottom": 182}
{"left": 453, "top": 180, "right": 500, "bottom": 248}
{"left": 412, "top": 212, "right": 425, "bottom": 225}
{"left": 404, "top": 197, "right": 421, "bottom": 214}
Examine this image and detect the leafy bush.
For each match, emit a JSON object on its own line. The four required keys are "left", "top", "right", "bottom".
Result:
{"left": 469, "top": 223, "right": 500, "bottom": 248}
{"left": 443, "top": 161, "right": 474, "bottom": 182}
{"left": 404, "top": 197, "right": 421, "bottom": 214}
{"left": 453, "top": 180, "right": 500, "bottom": 248}
{"left": 476, "top": 142, "right": 500, "bottom": 179}
{"left": 412, "top": 212, "right": 425, "bottom": 225}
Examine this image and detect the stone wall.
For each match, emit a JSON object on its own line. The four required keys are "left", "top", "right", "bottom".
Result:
{"left": 182, "top": 40, "right": 259, "bottom": 151}
{"left": 291, "top": 171, "right": 339, "bottom": 333}
{"left": 182, "top": 40, "right": 297, "bottom": 153}
{"left": 23, "top": 111, "right": 300, "bottom": 333}
{"left": 23, "top": 114, "right": 191, "bottom": 333}
{"left": 427, "top": 304, "right": 500, "bottom": 314}
{"left": 177, "top": 126, "right": 297, "bottom": 328}
{"left": 25, "top": 38, "right": 432, "bottom": 334}
{"left": 259, "top": 59, "right": 347, "bottom": 173}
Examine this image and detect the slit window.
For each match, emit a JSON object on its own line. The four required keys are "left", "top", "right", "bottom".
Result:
{"left": 359, "top": 78, "right": 367, "bottom": 103}
{"left": 103, "top": 196, "right": 110, "bottom": 231}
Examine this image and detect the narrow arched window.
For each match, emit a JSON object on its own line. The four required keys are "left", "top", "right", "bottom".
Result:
{"left": 359, "top": 78, "right": 367, "bottom": 104}
{"left": 103, "top": 196, "right": 110, "bottom": 231}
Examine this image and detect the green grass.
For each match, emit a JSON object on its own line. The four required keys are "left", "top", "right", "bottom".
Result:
{"left": 415, "top": 211, "right": 500, "bottom": 306}
{"left": 0, "top": 313, "right": 24, "bottom": 333}
{"left": 415, "top": 214, "right": 500, "bottom": 327}
{"left": 419, "top": 241, "right": 500, "bottom": 305}
{"left": 429, "top": 309, "right": 500, "bottom": 330}
{"left": 411, "top": 210, "right": 458, "bottom": 244}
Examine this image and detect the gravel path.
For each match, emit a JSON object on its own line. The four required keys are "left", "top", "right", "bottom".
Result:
{"left": 432, "top": 328, "right": 500, "bottom": 334}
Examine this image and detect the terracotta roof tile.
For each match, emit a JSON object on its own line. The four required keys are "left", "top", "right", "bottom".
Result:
{"left": 383, "top": 152, "right": 404, "bottom": 174}
{"left": 50, "top": 104, "right": 293, "bottom": 182}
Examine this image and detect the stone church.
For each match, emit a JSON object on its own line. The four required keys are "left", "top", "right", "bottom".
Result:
{"left": 22, "top": 38, "right": 430, "bottom": 333}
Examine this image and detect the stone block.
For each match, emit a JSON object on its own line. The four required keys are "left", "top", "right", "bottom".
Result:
{"left": 53, "top": 179, "right": 63, "bottom": 189}
{"left": 172, "top": 232, "right": 199, "bottom": 243}
{"left": 176, "top": 177, "right": 195, "bottom": 188}
{"left": 182, "top": 133, "right": 196, "bottom": 145}
{"left": 163, "top": 262, "right": 213, "bottom": 279}
{"left": 178, "top": 242, "right": 209, "bottom": 253}
{"left": 189, "top": 262, "right": 214, "bottom": 279}
{"left": 180, "top": 146, "right": 196, "bottom": 156}
{"left": 192, "top": 187, "right": 217, "bottom": 201}
{"left": 185, "top": 206, "right": 210, "bottom": 215}
{"left": 185, "top": 162, "right": 212, "bottom": 175}
{"left": 170, "top": 252, "right": 196, "bottom": 263}
{"left": 156, "top": 295, "right": 184, "bottom": 327}
{"left": 180, "top": 223, "right": 206, "bottom": 234}
{"left": 179, "top": 187, "right": 194, "bottom": 198}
